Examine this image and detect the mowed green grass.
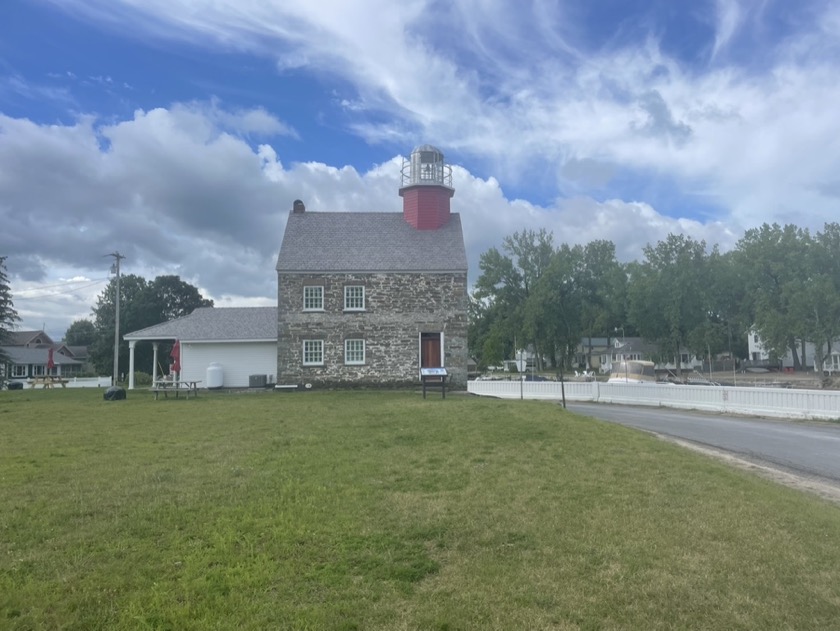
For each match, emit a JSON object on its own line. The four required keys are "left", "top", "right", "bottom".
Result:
{"left": 1, "top": 389, "right": 840, "bottom": 630}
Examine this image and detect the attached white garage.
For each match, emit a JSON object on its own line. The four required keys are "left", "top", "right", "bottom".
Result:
{"left": 123, "top": 307, "right": 277, "bottom": 389}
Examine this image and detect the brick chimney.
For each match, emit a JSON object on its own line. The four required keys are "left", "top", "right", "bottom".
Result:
{"left": 399, "top": 145, "right": 454, "bottom": 230}
{"left": 292, "top": 199, "right": 305, "bottom": 214}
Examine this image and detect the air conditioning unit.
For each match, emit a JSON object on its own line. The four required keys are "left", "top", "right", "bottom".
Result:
{"left": 249, "top": 374, "right": 267, "bottom": 388}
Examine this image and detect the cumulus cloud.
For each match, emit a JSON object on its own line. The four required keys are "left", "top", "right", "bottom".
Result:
{"left": 0, "top": 102, "right": 737, "bottom": 336}
{"left": 7, "top": 1, "right": 840, "bottom": 335}
{"left": 41, "top": 0, "right": 840, "bottom": 230}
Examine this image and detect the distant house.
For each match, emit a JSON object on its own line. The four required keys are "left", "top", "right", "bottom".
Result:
{"left": 748, "top": 331, "right": 840, "bottom": 373}
{"left": 593, "top": 337, "right": 705, "bottom": 374}
{"left": 275, "top": 145, "right": 469, "bottom": 388}
{"left": 5, "top": 330, "right": 55, "bottom": 347}
{"left": 123, "top": 307, "right": 278, "bottom": 389}
{"left": 54, "top": 344, "right": 91, "bottom": 374}
{"left": 576, "top": 337, "right": 611, "bottom": 371}
{"left": 1, "top": 330, "right": 82, "bottom": 380}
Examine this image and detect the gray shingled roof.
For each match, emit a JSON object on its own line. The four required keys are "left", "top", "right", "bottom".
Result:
{"left": 4, "top": 330, "right": 55, "bottom": 346}
{"left": 124, "top": 307, "right": 277, "bottom": 342}
{"left": 1, "top": 347, "right": 81, "bottom": 365}
{"left": 276, "top": 212, "right": 468, "bottom": 273}
{"left": 63, "top": 345, "right": 89, "bottom": 358}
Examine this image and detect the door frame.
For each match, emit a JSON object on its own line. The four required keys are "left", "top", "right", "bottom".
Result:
{"left": 418, "top": 331, "right": 444, "bottom": 378}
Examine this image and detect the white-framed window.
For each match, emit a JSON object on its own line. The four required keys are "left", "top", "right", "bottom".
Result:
{"left": 344, "top": 339, "right": 365, "bottom": 365}
{"left": 11, "top": 365, "right": 27, "bottom": 377}
{"left": 302, "top": 340, "right": 324, "bottom": 366}
{"left": 344, "top": 285, "right": 365, "bottom": 311}
{"left": 32, "top": 365, "right": 45, "bottom": 376}
{"left": 303, "top": 286, "right": 324, "bottom": 311}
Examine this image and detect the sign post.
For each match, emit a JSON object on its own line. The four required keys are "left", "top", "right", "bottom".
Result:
{"left": 420, "top": 367, "right": 448, "bottom": 399}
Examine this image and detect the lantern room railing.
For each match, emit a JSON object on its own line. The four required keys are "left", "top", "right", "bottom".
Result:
{"left": 400, "top": 157, "right": 453, "bottom": 188}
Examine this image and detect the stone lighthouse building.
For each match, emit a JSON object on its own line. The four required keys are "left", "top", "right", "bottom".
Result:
{"left": 274, "top": 145, "right": 469, "bottom": 388}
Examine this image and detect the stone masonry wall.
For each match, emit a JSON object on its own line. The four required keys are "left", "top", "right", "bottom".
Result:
{"left": 277, "top": 272, "right": 468, "bottom": 388}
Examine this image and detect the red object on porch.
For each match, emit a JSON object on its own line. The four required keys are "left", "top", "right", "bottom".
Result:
{"left": 170, "top": 340, "right": 181, "bottom": 374}
{"left": 46, "top": 347, "right": 55, "bottom": 371}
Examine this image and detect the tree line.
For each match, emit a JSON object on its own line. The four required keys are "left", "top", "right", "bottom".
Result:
{"left": 4, "top": 221, "right": 838, "bottom": 381}
{"left": 469, "top": 222, "right": 840, "bottom": 375}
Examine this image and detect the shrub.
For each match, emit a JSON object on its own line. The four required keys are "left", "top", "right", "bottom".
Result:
{"left": 133, "top": 371, "right": 153, "bottom": 386}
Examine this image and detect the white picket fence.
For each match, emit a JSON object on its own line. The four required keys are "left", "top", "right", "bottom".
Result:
{"left": 467, "top": 379, "right": 840, "bottom": 421}
{"left": 11, "top": 376, "right": 113, "bottom": 389}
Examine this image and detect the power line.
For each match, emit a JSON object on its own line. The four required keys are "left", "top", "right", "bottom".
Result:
{"left": 13, "top": 278, "right": 110, "bottom": 301}
{"left": 13, "top": 277, "right": 110, "bottom": 292}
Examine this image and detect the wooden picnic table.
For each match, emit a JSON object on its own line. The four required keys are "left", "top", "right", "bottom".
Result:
{"left": 28, "top": 376, "right": 69, "bottom": 389}
{"left": 151, "top": 380, "right": 202, "bottom": 400}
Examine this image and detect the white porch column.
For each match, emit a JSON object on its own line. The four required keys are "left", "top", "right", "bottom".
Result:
{"left": 128, "top": 340, "right": 137, "bottom": 390}
{"left": 152, "top": 342, "right": 159, "bottom": 385}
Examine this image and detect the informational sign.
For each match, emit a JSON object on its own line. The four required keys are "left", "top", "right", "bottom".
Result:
{"left": 420, "top": 367, "right": 447, "bottom": 376}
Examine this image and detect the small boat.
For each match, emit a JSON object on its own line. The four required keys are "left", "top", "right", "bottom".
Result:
{"left": 608, "top": 360, "right": 656, "bottom": 383}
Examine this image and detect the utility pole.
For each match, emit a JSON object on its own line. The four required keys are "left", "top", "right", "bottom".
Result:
{"left": 106, "top": 252, "right": 125, "bottom": 386}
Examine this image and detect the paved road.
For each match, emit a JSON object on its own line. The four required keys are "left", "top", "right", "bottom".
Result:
{"left": 567, "top": 403, "right": 840, "bottom": 486}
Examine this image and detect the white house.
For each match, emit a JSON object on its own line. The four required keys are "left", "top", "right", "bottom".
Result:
{"left": 1, "top": 330, "right": 83, "bottom": 382}
{"left": 123, "top": 307, "right": 277, "bottom": 389}
{"left": 748, "top": 331, "right": 840, "bottom": 373}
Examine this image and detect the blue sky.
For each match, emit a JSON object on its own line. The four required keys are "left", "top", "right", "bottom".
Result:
{"left": 2, "top": 0, "right": 839, "bottom": 338}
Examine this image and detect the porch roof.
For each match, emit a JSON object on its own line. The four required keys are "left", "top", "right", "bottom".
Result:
{"left": 123, "top": 307, "right": 277, "bottom": 342}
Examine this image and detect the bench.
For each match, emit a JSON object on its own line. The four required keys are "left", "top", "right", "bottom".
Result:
{"left": 152, "top": 380, "right": 201, "bottom": 400}
{"left": 28, "top": 377, "right": 69, "bottom": 389}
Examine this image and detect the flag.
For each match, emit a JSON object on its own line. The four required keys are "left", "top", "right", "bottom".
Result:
{"left": 170, "top": 340, "right": 181, "bottom": 374}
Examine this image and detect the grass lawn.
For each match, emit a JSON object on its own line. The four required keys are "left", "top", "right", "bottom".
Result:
{"left": 2, "top": 388, "right": 840, "bottom": 630}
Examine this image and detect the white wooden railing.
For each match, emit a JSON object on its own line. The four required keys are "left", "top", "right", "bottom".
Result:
{"left": 467, "top": 379, "right": 840, "bottom": 421}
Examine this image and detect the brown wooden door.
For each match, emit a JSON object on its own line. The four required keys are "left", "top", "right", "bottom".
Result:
{"left": 421, "top": 332, "right": 441, "bottom": 368}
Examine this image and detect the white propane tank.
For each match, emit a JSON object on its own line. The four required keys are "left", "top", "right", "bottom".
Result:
{"left": 206, "top": 362, "right": 224, "bottom": 389}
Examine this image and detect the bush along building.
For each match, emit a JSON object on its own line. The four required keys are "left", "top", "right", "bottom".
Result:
{"left": 275, "top": 145, "right": 469, "bottom": 388}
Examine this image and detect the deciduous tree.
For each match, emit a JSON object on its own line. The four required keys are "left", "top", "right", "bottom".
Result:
{"left": 89, "top": 274, "right": 213, "bottom": 377}
{"left": 63, "top": 319, "right": 96, "bottom": 346}
{"left": 798, "top": 223, "right": 840, "bottom": 371}
{"left": 471, "top": 229, "right": 556, "bottom": 370}
{"left": 575, "top": 240, "right": 627, "bottom": 368}
{"left": 735, "top": 223, "right": 811, "bottom": 368}
{"left": 627, "top": 234, "right": 710, "bottom": 377}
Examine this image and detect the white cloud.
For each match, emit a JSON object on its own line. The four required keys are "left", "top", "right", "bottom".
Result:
{"left": 8, "top": 1, "right": 840, "bottom": 336}
{"left": 41, "top": 1, "right": 840, "bottom": 232}
{"left": 1, "top": 102, "right": 735, "bottom": 338}
{"left": 711, "top": 0, "right": 745, "bottom": 60}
